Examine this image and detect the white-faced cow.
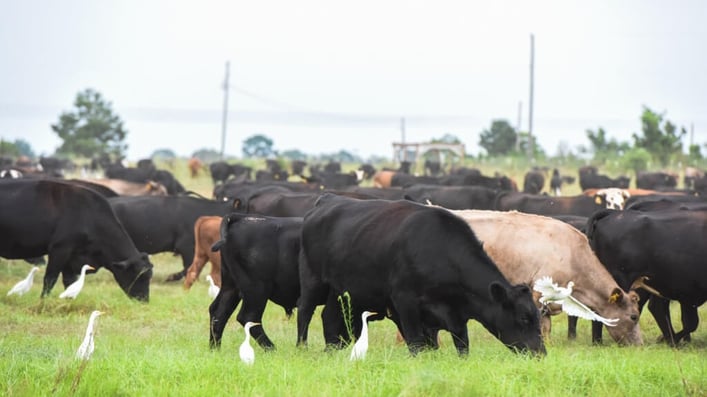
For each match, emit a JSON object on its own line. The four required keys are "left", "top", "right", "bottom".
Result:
{"left": 0, "top": 179, "right": 153, "bottom": 300}
{"left": 297, "top": 194, "right": 546, "bottom": 356}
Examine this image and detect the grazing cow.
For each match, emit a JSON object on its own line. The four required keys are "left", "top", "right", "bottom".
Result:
{"left": 297, "top": 194, "right": 546, "bottom": 356}
{"left": 187, "top": 157, "right": 204, "bottom": 178}
{"left": 209, "top": 161, "right": 233, "bottom": 184}
{"left": 439, "top": 173, "right": 518, "bottom": 191}
{"left": 77, "top": 178, "right": 168, "bottom": 196}
{"left": 684, "top": 167, "right": 704, "bottom": 190}
{"left": 495, "top": 192, "right": 608, "bottom": 217}
{"left": 209, "top": 214, "right": 303, "bottom": 350}
{"left": 403, "top": 185, "right": 499, "bottom": 210}
{"left": 358, "top": 164, "right": 377, "bottom": 180}
{"left": 291, "top": 160, "right": 307, "bottom": 176}
{"left": 390, "top": 173, "right": 439, "bottom": 187}
{"left": 255, "top": 169, "right": 289, "bottom": 182}
{"left": 343, "top": 186, "right": 408, "bottom": 200}
{"left": 106, "top": 165, "right": 185, "bottom": 195}
{"left": 183, "top": 216, "right": 223, "bottom": 290}
{"left": 636, "top": 171, "right": 678, "bottom": 190}
{"left": 587, "top": 202, "right": 707, "bottom": 345}
{"left": 309, "top": 172, "right": 362, "bottom": 190}
{"left": 109, "top": 195, "right": 236, "bottom": 282}
{"left": 523, "top": 170, "right": 545, "bottom": 194}
{"left": 136, "top": 158, "right": 156, "bottom": 173}
{"left": 323, "top": 161, "right": 342, "bottom": 174}
{"left": 450, "top": 209, "right": 642, "bottom": 345}
{"left": 0, "top": 179, "right": 153, "bottom": 300}
{"left": 424, "top": 160, "right": 443, "bottom": 177}
{"left": 265, "top": 159, "right": 284, "bottom": 174}
{"left": 579, "top": 166, "right": 631, "bottom": 190}
{"left": 372, "top": 170, "right": 396, "bottom": 188}
{"left": 39, "top": 156, "right": 73, "bottom": 177}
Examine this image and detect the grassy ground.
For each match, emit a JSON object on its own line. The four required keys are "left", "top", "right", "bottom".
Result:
{"left": 1, "top": 159, "right": 705, "bottom": 396}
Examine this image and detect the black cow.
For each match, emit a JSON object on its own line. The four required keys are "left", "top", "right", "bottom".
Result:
{"left": 291, "top": 160, "right": 307, "bottom": 176}
{"left": 403, "top": 185, "right": 499, "bottom": 210}
{"left": 255, "top": 169, "right": 289, "bottom": 182}
{"left": 549, "top": 169, "right": 575, "bottom": 196}
{"left": 587, "top": 202, "right": 707, "bottom": 345}
{"left": 495, "top": 192, "right": 606, "bottom": 217}
{"left": 297, "top": 194, "right": 545, "bottom": 356}
{"left": 439, "top": 173, "right": 517, "bottom": 191}
{"left": 323, "top": 161, "right": 341, "bottom": 174}
{"left": 108, "top": 195, "right": 235, "bottom": 281}
{"left": 579, "top": 166, "right": 631, "bottom": 190}
{"left": 209, "top": 214, "right": 303, "bottom": 350}
{"left": 390, "top": 173, "right": 439, "bottom": 187}
{"left": 105, "top": 165, "right": 185, "bottom": 195}
{"left": 636, "top": 171, "right": 678, "bottom": 190}
{"left": 0, "top": 179, "right": 153, "bottom": 300}
{"left": 358, "top": 164, "right": 377, "bottom": 180}
{"left": 209, "top": 161, "right": 232, "bottom": 184}
{"left": 523, "top": 170, "right": 545, "bottom": 194}
{"left": 424, "top": 160, "right": 443, "bottom": 177}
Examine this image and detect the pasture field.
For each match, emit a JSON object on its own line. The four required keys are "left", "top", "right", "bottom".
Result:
{"left": 1, "top": 158, "right": 705, "bottom": 396}
{"left": 1, "top": 256, "right": 705, "bottom": 397}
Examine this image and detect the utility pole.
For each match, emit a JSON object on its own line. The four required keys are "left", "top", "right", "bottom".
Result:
{"left": 516, "top": 101, "right": 523, "bottom": 152}
{"left": 528, "top": 34, "right": 535, "bottom": 160}
{"left": 400, "top": 117, "right": 406, "bottom": 162}
{"left": 219, "top": 61, "right": 230, "bottom": 160}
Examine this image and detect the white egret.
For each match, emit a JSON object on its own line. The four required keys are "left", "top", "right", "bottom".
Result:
{"left": 59, "top": 265, "right": 95, "bottom": 299}
{"left": 350, "top": 311, "right": 377, "bottom": 361}
{"left": 240, "top": 322, "right": 259, "bottom": 365}
{"left": 7, "top": 266, "right": 40, "bottom": 296}
{"left": 76, "top": 310, "right": 103, "bottom": 360}
{"left": 206, "top": 275, "right": 220, "bottom": 299}
{"left": 533, "top": 276, "right": 619, "bottom": 327}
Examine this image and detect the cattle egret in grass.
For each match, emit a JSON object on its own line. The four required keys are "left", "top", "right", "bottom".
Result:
{"left": 206, "top": 275, "right": 220, "bottom": 299}
{"left": 76, "top": 310, "right": 103, "bottom": 361}
{"left": 59, "top": 265, "right": 95, "bottom": 299}
{"left": 240, "top": 322, "right": 259, "bottom": 365}
{"left": 350, "top": 311, "right": 377, "bottom": 361}
{"left": 533, "top": 276, "right": 619, "bottom": 327}
{"left": 6, "top": 266, "right": 40, "bottom": 296}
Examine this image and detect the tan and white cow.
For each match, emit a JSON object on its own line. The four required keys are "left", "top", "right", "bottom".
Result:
{"left": 450, "top": 209, "right": 643, "bottom": 345}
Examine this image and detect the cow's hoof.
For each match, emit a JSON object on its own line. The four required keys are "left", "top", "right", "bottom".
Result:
{"left": 165, "top": 273, "right": 185, "bottom": 282}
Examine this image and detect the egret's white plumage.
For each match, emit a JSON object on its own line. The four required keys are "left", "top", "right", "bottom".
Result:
{"left": 350, "top": 311, "right": 377, "bottom": 361}
{"left": 240, "top": 322, "right": 259, "bottom": 365}
{"left": 206, "top": 275, "right": 220, "bottom": 299}
{"left": 59, "top": 265, "right": 95, "bottom": 299}
{"left": 76, "top": 310, "right": 103, "bottom": 360}
{"left": 533, "top": 276, "right": 619, "bottom": 327}
{"left": 7, "top": 266, "right": 40, "bottom": 296}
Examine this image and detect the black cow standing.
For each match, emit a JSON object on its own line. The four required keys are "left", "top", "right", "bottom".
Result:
{"left": 0, "top": 179, "right": 153, "bottom": 300}
{"left": 587, "top": 200, "right": 707, "bottom": 345}
{"left": 209, "top": 214, "right": 303, "bottom": 350}
{"left": 109, "top": 195, "right": 236, "bottom": 282}
{"left": 297, "top": 194, "right": 545, "bottom": 356}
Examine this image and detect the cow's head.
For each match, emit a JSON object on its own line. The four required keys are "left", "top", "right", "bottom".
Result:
{"left": 108, "top": 252, "right": 153, "bottom": 302}
{"left": 594, "top": 188, "right": 630, "bottom": 210}
{"left": 600, "top": 287, "right": 642, "bottom": 345}
{"left": 485, "top": 282, "right": 546, "bottom": 356}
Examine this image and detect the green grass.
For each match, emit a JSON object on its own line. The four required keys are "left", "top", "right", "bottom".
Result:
{"left": 1, "top": 256, "right": 705, "bottom": 397}
{"left": 1, "top": 159, "right": 705, "bottom": 396}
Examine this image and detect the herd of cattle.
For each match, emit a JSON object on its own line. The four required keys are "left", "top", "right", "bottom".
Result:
{"left": 1, "top": 155, "right": 706, "bottom": 357}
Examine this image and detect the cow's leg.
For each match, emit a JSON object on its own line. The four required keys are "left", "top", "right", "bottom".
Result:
{"left": 61, "top": 268, "right": 79, "bottom": 289}
{"left": 184, "top": 253, "right": 207, "bottom": 290}
{"left": 448, "top": 322, "right": 470, "bottom": 356}
{"left": 41, "top": 245, "right": 71, "bottom": 298}
{"left": 674, "top": 303, "right": 699, "bottom": 344}
{"left": 235, "top": 288, "right": 275, "bottom": 350}
{"left": 391, "top": 291, "right": 425, "bottom": 355}
{"left": 647, "top": 296, "right": 677, "bottom": 346}
{"left": 591, "top": 321, "right": 604, "bottom": 344}
{"left": 567, "top": 316, "right": 578, "bottom": 340}
{"left": 166, "top": 242, "right": 194, "bottom": 282}
{"left": 321, "top": 291, "right": 349, "bottom": 349}
{"left": 208, "top": 267, "right": 241, "bottom": 349}
{"left": 209, "top": 254, "right": 222, "bottom": 287}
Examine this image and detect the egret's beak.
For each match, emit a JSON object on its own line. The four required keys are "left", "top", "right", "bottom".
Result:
{"left": 370, "top": 312, "right": 378, "bottom": 316}
{"left": 88, "top": 266, "right": 96, "bottom": 271}
{"left": 253, "top": 322, "right": 261, "bottom": 326}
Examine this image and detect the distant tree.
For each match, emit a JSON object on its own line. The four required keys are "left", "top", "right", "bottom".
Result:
{"left": 621, "top": 147, "right": 651, "bottom": 175}
{"left": 431, "top": 134, "right": 462, "bottom": 144}
{"left": 632, "top": 106, "right": 685, "bottom": 166}
{"left": 517, "top": 132, "right": 545, "bottom": 158}
{"left": 151, "top": 148, "right": 176, "bottom": 159}
{"left": 191, "top": 148, "right": 221, "bottom": 163}
{"left": 242, "top": 134, "right": 274, "bottom": 158}
{"left": 689, "top": 144, "right": 703, "bottom": 161}
{"left": 0, "top": 139, "right": 35, "bottom": 158}
{"left": 586, "top": 127, "right": 630, "bottom": 163}
{"left": 13, "top": 139, "right": 35, "bottom": 158}
{"left": 52, "top": 88, "right": 128, "bottom": 159}
{"left": 479, "top": 120, "right": 517, "bottom": 156}
{"left": 281, "top": 149, "right": 308, "bottom": 161}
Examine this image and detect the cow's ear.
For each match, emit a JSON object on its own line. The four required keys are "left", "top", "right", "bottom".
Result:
{"left": 489, "top": 282, "right": 508, "bottom": 303}
{"left": 608, "top": 288, "right": 623, "bottom": 304}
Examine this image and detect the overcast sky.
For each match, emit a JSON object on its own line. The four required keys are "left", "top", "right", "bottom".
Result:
{"left": 2, "top": 0, "right": 706, "bottom": 161}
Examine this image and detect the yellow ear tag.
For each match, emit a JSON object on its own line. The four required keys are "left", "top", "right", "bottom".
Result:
{"left": 595, "top": 196, "right": 603, "bottom": 205}
{"left": 608, "top": 292, "right": 620, "bottom": 303}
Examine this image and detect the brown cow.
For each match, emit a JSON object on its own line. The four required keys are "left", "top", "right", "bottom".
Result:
{"left": 450, "top": 209, "right": 643, "bottom": 345}
{"left": 79, "top": 178, "right": 168, "bottom": 196}
{"left": 372, "top": 170, "right": 395, "bottom": 188}
{"left": 184, "top": 216, "right": 222, "bottom": 290}
{"left": 188, "top": 157, "right": 204, "bottom": 178}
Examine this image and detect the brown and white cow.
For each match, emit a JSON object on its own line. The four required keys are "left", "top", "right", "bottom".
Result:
{"left": 449, "top": 209, "right": 643, "bottom": 345}
{"left": 184, "top": 216, "right": 222, "bottom": 290}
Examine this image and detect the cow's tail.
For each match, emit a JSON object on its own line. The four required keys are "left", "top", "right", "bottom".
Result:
{"left": 585, "top": 209, "right": 615, "bottom": 246}
{"left": 211, "top": 213, "right": 240, "bottom": 252}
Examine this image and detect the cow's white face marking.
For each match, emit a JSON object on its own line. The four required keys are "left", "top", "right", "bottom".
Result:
{"left": 0, "top": 169, "right": 22, "bottom": 179}
{"left": 596, "top": 188, "right": 629, "bottom": 210}
{"left": 354, "top": 169, "right": 364, "bottom": 182}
